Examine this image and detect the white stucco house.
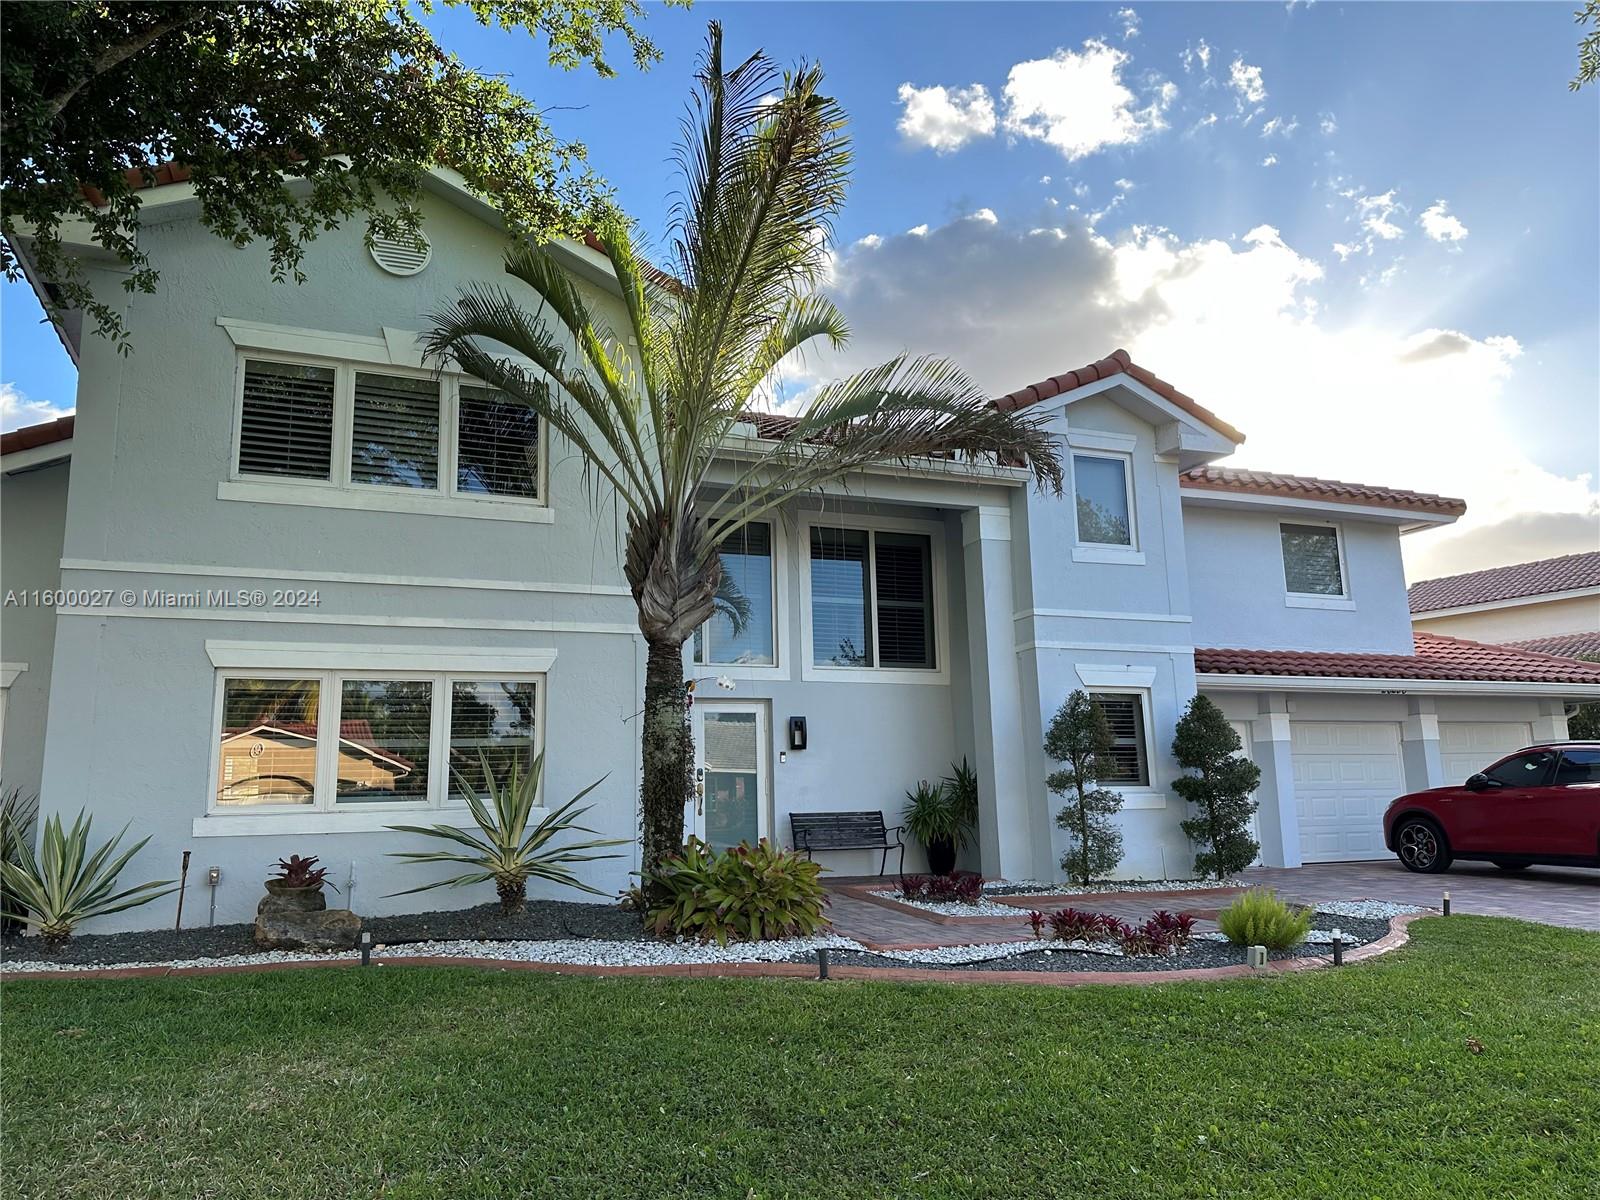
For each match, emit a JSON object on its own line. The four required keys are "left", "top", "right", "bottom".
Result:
{"left": 5, "top": 167, "right": 1599, "bottom": 931}
{"left": 1409, "top": 552, "right": 1600, "bottom": 659}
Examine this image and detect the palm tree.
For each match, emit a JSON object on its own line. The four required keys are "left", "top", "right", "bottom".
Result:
{"left": 425, "top": 22, "right": 1063, "bottom": 884}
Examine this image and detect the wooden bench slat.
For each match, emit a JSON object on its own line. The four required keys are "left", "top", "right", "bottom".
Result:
{"left": 789, "top": 811, "right": 905, "bottom": 875}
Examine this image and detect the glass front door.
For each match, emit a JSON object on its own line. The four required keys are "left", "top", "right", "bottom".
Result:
{"left": 691, "top": 703, "right": 769, "bottom": 853}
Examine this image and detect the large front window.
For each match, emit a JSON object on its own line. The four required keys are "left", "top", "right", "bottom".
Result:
{"left": 694, "top": 522, "right": 776, "bottom": 666}
{"left": 214, "top": 672, "right": 540, "bottom": 811}
{"left": 809, "top": 526, "right": 935, "bottom": 670}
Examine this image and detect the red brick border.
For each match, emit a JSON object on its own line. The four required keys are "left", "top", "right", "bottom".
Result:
{"left": 0, "top": 914, "right": 1428, "bottom": 987}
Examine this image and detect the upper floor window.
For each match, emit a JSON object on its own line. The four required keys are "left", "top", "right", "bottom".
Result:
{"left": 1280, "top": 523, "right": 1346, "bottom": 598}
{"left": 1072, "top": 453, "right": 1133, "bottom": 547}
{"left": 235, "top": 357, "right": 540, "bottom": 503}
{"left": 809, "top": 525, "right": 936, "bottom": 670}
{"left": 694, "top": 522, "right": 776, "bottom": 667}
{"left": 1091, "top": 692, "right": 1149, "bottom": 786}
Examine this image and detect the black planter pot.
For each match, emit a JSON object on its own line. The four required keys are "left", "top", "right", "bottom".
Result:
{"left": 925, "top": 837, "right": 957, "bottom": 877}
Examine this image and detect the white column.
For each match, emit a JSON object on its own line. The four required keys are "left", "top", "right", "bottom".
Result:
{"left": 960, "top": 506, "right": 1038, "bottom": 879}
{"left": 1401, "top": 698, "right": 1444, "bottom": 792}
{"left": 1533, "top": 700, "right": 1570, "bottom": 743}
{"left": 1250, "top": 696, "right": 1299, "bottom": 868}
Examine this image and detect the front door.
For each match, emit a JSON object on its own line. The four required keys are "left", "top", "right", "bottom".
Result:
{"left": 690, "top": 702, "right": 770, "bottom": 853}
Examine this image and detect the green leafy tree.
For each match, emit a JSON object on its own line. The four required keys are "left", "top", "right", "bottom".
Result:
{"left": 1569, "top": 653, "right": 1600, "bottom": 738}
{"left": 1171, "top": 695, "right": 1262, "bottom": 878}
{"left": 1, "top": 0, "right": 667, "bottom": 346}
{"left": 1575, "top": 0, "right": 1600, "bottom": 89}
{"left": 1044, "top": 690, "right": 1125, "bottom": 884}
{"left": 425, "top": 22, "right": 1063, "bottom": 883}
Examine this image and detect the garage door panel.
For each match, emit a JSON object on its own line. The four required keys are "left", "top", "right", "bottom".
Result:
{"left": 1292, "top": 721, "right": 1402, "bottom": 862}
{"left": 1440, "top": 722, "right": 1532, "bottom": 785}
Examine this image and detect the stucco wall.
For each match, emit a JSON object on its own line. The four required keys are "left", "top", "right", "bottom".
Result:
{"left": 0, "top": 461, "right": 69, "bottom": 797}
{"left": 1184, "top": 504, "right": 1415, "bottom": 654}
{"left": 1412, "top": 595, "right": 1600, "bottom": 643}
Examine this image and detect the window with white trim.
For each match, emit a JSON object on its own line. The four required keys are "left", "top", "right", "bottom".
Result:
{"left": 213, "top": 671, "right": 540, "bottom": 812}
{"left": 1091, "top": 692, "right": 1149, "bottom": 787}
{"left": 809, "top": 525, "right": 936, "bottom": 670}
{"left": 694, "top": 521, "right": 776, "bottom": 666}
{"left": 1072, "top": 453, "right": 1134, "bottom": 547}
{"left": 1280, "top": 522, "right": 1346, "bottom": 597}
{"left": 234, "top": 356, "right": 541, "bottom": 503}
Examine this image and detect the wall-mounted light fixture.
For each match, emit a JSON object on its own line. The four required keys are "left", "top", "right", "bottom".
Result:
{"left": 788, "top": 716, "right": 808, "bottom": 751}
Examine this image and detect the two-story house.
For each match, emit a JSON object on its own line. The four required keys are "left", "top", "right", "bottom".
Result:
{"left": 5, "top": 167, "right": 1598, "bottom": 930}
{"left": 1410, "top": 553, "right": 1600, "bottom": 660}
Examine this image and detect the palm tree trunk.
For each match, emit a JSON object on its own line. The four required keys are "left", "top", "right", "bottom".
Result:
{"left": 641, "top": 637, "right": 691, "bottom": 885}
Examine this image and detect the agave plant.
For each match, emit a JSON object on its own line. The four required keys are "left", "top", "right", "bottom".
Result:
{"left": 1, "top": 785, "right": 40, "bottom": 936}
{"left": 386, "top": 751, "right": 625, "bottom": 914}
{"left": 0, "top": 809, "right": 175, "bottom": 945}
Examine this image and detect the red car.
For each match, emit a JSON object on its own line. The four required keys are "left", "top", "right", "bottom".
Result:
{"left": 1383, "top": 741, "right": 1600, "bottom": 873}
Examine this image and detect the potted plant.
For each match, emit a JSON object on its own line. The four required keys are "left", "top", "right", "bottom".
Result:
{"left": 263, "top": 854, "right": 336, "bottom": 913}
{"left": 902, "top": 780, "right": 965, "bottom": 876}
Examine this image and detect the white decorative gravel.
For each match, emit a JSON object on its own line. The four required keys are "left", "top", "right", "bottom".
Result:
{"left": 983, "top": 877, "right": 1241, "bottom": 897}
{"left": 867, "top": 891, "right": 1030, "bottom": 917}
{"left": 1312, "top": 900, "right": 1428, "bottom": 920}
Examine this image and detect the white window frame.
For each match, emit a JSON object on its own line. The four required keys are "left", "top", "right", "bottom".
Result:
{"left": 799, "top": 512, "right": 949, "bottom": 685}
{"left": 1069, "top": 448, "right": 1142, "bottom": 564}
{"left": 201, "top": 663, "right": 547, "bottom": 830}
{"left": 222, "top": 350, "right": 551, "bottom": 524}
{"left": 692, "top": 519, "right": 790, "bottom": 681}
{"left": 1279, "top": 519, "right": 1355, "bottom": 610}
{"left": 1088, "top": 687, "right": 1156, "bottom": 793}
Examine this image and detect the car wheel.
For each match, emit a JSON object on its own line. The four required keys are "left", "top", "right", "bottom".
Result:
{"left": 1492, "top": 861, "right": 1530, "bottom": 872}
{"left": 1395, "top": 818, "right": 1452, "bottom": 874}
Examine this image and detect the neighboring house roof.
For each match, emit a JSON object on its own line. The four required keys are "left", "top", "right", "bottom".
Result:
{"left": 1, "top": 415, "right": 74, "bottom": 457}
{"left": 222, "top": 720, "right": 414, "bottom": 772}
{"left": 1194, "top": 632, "right": 1600, "bottom": 685}
{"left": 1408, "top": 551, "right": 1600, "bottom": 613}
{"left": 1180, "top": 464, "right": 1467, "bottom": 517}
{"left": 992, "top": 349, "right": 1247, "bottom": 445}
{"left": 1501, "top": 632, "right": 1600, "bottom": 660}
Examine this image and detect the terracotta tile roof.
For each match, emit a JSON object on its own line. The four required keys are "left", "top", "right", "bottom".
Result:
{"left": 993, "top": 349, "right": 1246, "bottom": 444}
{"left": 1408, "top": 552, "right": 1600, "bottom": 613}
{"left": 1181, "top": 465, "right": 1467, "bottom": 517}
{"left": 1195, "top": 632, "right": 1600, "bottom": 685}
{"left": 1500, "top": 632, "right": 1600, "bottom": 660}
{"left": 1, "top": 415, "right": 75, "bottom": 457}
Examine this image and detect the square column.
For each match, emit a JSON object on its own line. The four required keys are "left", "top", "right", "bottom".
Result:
{"left": 1401, "top": 698, "right": 1444, "bottom": 793}
{"left": 1250, "top": 697, "right": 1299, "bottom": 868}
{"left": 1533, "top": 700, "right": 1570, "bottom": 742}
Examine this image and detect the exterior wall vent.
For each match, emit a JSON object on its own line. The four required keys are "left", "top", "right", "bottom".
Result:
{"left": 370, "top": 231, "right": 432, "bottom": 276}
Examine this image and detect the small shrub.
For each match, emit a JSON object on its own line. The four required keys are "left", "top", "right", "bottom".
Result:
{"left": 1043, "top": 907, "right": 1196, "bottom": 956}
{"left": 1028, "top": 909, "right": 1045, "bottom": 939}
{"left": 1217, "top": 889, "right": 1313, "bottom": 949}
{"left": 648, "top": 838, "right": 829, "bottom": 945}
{"left": 270, "top": 854, "right": 336, "bottom": 891}
{"left": 1148, "top": 909, "right": 1196, "bottom": 949}
{"left": 1047, "top": 907, "right": 1120, "bottom": 943}
{"left": 897, "top": 871, "right": 984, "bottom": 904}
{"left": 1044, "top": 691, "right": 1126, "bottom": 884}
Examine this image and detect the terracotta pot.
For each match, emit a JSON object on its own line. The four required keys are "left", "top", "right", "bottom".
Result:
{"left": 259, "top": 879, "right": 327, "bottom": 914}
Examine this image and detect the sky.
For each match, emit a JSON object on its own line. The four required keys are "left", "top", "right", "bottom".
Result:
{"left": 2, "top": 1, "right": 1596, "bottom": 580}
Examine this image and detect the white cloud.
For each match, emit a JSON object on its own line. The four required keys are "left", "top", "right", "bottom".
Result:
{"left": 1181, "top": 39, "right": 1213, "bottom": 73}
{"left": 1002, "top": 40, "right": 1175, "bottom": 160}
{"left": 1228, "top": 58, "right": 1266, "bottom": 107}
{"left": 1039, "top": 174, "right": 1052, "bottom": 185}
{"left": 906, "top": 223, "right": 930, "bottom": 237}
{"left": 1419, "top": 199, "right": 1469, "bottom": 244}
{"left": 1319, "top": 111, "right": 1338, "bottom": 135}
{"left": 1116, "top": 7, "right": 1141, "bottom": 39}
{"left": 1355, "top": 189, "right": 1405, "bottom": 242}
{"left": 1192, "top": 112, "right": 1219, "bottom": 131}
{"left": 1260, "top": 115, "right": 1298, "bottom": 138}
{"left": 0, "top": 382, "right": 73, "bottom": 433}
{"left": 968, "top": 207, "right": 999, "bottom": 224}
{"left": 853, "top": 233, "right": 883, "bottom": 250}
{"left": 1262, "top": 154, "right": 1279, "bottom": 166}
{"left": 896, "top": 82, "right": 997, "bottom": 153}
{"left": 813, "top": 212, "right": 1595, "bottom": 578}
{"left": 1114, "top": 178, "right": 1135, "bottom": 191}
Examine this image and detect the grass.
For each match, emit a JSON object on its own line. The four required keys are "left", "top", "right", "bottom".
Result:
{"left": 2, "top": 917, "right": 1597, "bottom": 1199}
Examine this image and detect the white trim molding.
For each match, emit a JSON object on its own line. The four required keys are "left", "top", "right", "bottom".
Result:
{"left": 1071, "top": 546, "right": 1147, "bottom": 566}
{"left": 206, "top": 640, "right": 558, "bottom": 673}
{"left": 960, "top": 506, "right": 1012, "bottom": 546}
{"left": 58, "top": 606, "right": 638, "bottom": 636}
{"left": 1017, "top": 608, "right": 1191, "bottom": 624}
{"left": 1196, "top": 672, "right": 1600, "bottom": 698}
{"left": 1, "top": 440, "right": 73, "bottom": 473}
{"left": 1075, "top": 664, "right": 1158, "bottom": 689}
{"left": 1064, "top": 427, "right": 1138, "bottom": 453}
{"left": 192, "top": 809, "right": 491, "bottom": 838}
{"left": 59, "top": 558, "right": 631, "bottom": 597}
{"left": 1181, "top": 487, "right": 1459, "bottom": 530}
{"left": 218, "top": 479, "right": 556, "bottom": 524}
{"left": 0, "top": 663, "right": 27, "bottom": 689}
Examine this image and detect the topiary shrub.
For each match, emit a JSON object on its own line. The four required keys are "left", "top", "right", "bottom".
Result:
{"left": 1044, "top": 690, "right": 1126, "bottom": 884}
{"left": 1216, "top": 888, "right": 1313, "bottom": 949}
{"left": 648, "top": 837, "right": 830, "bottom": 945}
{"left": 1172, "top": 695, "right": 1262, "bottom": 878}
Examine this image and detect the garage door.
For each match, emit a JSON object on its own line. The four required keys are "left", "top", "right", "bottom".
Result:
{"left": 1292, "top": 722, "right": 1403, "bottom": 862}
{"left": 1440, "top": 722, "right": 1532, "bottom": 785}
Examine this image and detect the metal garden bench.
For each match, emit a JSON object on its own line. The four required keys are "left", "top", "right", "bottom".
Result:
{"left": 790, "top": 811, "right": 905, "bottom": 875}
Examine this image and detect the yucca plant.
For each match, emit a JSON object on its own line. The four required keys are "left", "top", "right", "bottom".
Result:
{"left": 1, "top": 785, "right": 40, "bottom": 937}
{"left": 0, "top": 809, "right": 175, "bottom": 945}
{"left": 424, "top": 21, "right": 1063, "bottom": 886}
{"left": 386, "top": 751, "right": 625, "bottom": 914}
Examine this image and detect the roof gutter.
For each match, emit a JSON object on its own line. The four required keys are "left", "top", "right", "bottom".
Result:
{"left": 1196, "top": 671, "right": 1600, "bottom": 698}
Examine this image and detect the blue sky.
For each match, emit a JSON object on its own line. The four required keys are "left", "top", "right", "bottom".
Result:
{"left": 3, "top": 1, "right": 1595, "bottom": 576}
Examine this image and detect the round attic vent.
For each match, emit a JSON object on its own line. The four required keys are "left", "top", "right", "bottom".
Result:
{"left": 370, "top": 230, "right": 432, "bottom": 276}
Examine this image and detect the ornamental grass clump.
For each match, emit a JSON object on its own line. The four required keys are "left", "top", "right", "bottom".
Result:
{"left": 1217, "top": 888, "right": 1313, "bottom": 949}
{"left": 648, "top": 838, "right": 830, "bottom": 945}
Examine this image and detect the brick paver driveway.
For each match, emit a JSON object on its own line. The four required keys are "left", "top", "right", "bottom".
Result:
{"left": 1241, "top": 861, "right": 1600, "bottom": 931}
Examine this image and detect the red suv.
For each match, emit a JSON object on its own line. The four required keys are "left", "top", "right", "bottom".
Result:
{"left": 1383, "top": 741, "right": 1600, "bottom": 873}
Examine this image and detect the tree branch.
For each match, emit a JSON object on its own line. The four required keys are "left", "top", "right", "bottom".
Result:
{"left": 46, "top": 10, "right": 199, "bottom": 122}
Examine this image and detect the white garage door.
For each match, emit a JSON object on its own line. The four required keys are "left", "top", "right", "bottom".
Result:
{"left": 1292, "top": 722, "right": 1404, "bottom": 862}
{"left": 1440, "top": 722, "right": 1532, "bottom": 785}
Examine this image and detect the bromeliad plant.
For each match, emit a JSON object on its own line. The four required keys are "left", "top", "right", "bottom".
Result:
{"left": 270, "top": 854, "right": 337, "bottom": 892}
{"left": 0, "top": 809, "right": 176, "bottom": 945}
{"left": 387, "top": 752, "right": 626, "bottom": 914}
{"left": 896, "top": 872, "right": 984, "bottom": 905}
{"left": 647, "top": 837, "right": 829, "bottom": 945}
{"left": 424, "top": 21, "right": 1062, "bottom": 888}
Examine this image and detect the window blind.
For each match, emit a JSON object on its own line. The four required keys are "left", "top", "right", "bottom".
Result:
{"left": 216, "top": 677, "right": 321, "bottom": 805}
{"left": 1281, "top": 524, "right": 1344, "bottom": 595}
{"left": 336, "top": 679, "right": 433, "bottom": 802}
{"left": 449, "top": 680, "right": 537, "bottom": 799}
{"left": 238, "top": 360, "right": 335, "bottom": 479}
{"left": 457, "top": 385, "right": 538, "bottom": 499}
{"left": 810, "top": 527, "right": 871, "bottom": 666}
{"left": 874, "top": 532, "right": 934, "bottom": 668}
{"left": 351, "top": 372, "right": 441, "bottom": 489}
{"left": 1092, "top": 693, "right": 1149, "bottom": 786}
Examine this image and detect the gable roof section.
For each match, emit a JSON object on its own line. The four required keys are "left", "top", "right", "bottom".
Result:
{"left": 1181, "top": 464, "right": 1466, "bottom": 517}
{"left": 1, "top": 415, "right": 74, "bottom": 457}
{"left": 1195, "top": 631, "right": 1600, "bottom": 685}
{"left": 993, "top": 349, "right": 1246, "bottom": 444}
{"left": 1502, "top": 632, "right": 1600, "bottom": 659}
{"left": 1409, "top": 551, "right": 1600, "bottom": 613}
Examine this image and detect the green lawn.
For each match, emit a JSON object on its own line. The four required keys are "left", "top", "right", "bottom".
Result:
{"left": 2, "top": 917, "right": 1597, "bottom": 1199}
